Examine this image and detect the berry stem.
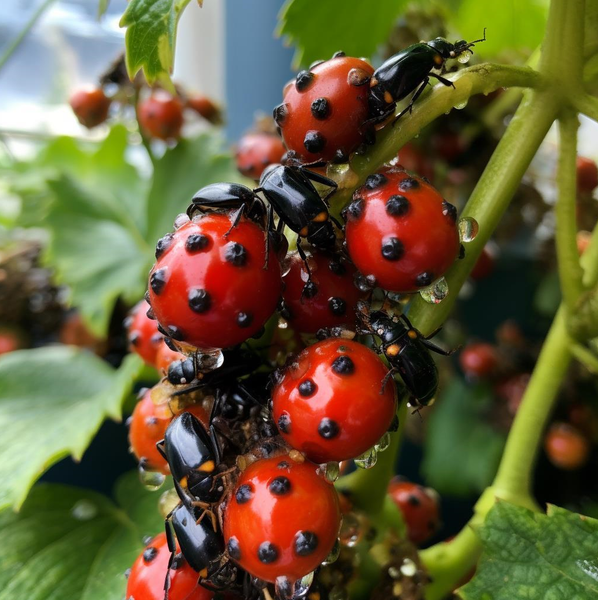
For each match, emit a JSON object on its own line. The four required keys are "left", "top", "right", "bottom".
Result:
{"left": 572, "top": 93, "right": 598, "bottom": 123}
{"left": 570, "top": 342, "right": 598, "bottom": 374}
{"left": 555, "top": 109, "right": 585, "bottom": 312}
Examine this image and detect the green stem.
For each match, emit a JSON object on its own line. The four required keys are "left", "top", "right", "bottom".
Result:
{"left": 555, "top": 110, "right": 584, "bottom": 311}
{"left": 572, "top": 93, "right": 598, "bottom": 122}
{"left": 0, "top": 0, "right": 57, "bottom": 73}
{"left": 408, "top": 89, "right": 559, "bottom": 336}
{"left": 570, "top": 343, "right": 598, "bottom": 374}
{"left": 337, "top": 401, "right": 407, "bottom": 514}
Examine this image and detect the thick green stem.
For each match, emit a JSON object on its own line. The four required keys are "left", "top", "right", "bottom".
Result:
{"left": 572, "top": 93, "right": 598, "bottom": 122}
{"left": 556, "top": 110, "right": 584, "bottom": 310}
{"left": 408, "top": 89, "right": 559, "bottom": 336}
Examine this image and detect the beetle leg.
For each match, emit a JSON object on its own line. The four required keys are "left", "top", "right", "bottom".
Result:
{"left": 330, "top": 214, "right": 343, "bottom": 230}
{"left": 209, "top": 423, "right": 224, "bottom": 464}
{"left": 224, "top": 203, "right": 247, "bottom": 237}
{"left": 164, "top": 517, "right": 178, "bottom": 600}
{"left": 424, "top": 326, "right": 443, "bottom": 340}
{"left": 296, "top": 242, "right": 312, "bottom": 278}
{"left": 429, "top": 72, "right": 455, "bottom": 88}
{"left": 380, "top": 367, "right": 397, "bottom": 394}
{"left": 263, "top": 204, "right": 275, "bottom": 269}
{"left": 392, "top": 78, "right": 430, "bottom": 125}
{"left": 301, "top": 166, "right": 338, "bottom": 189}
{"left": 420, "top": 338, "right": 454, "bottom": 356}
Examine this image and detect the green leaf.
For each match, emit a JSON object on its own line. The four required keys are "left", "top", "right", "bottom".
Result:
{"left": 461, "top": 502, "right": 598, "bottom": 600}
{"left": 450, "top": 0, "right": 548, "bottom": 58}
{"left": 0, "top": 347, "right": 143, "bottom": 510}
{"left": 0, "top": 474, "right": 166, "bottom": 600}
{"left": 98, "top": 0, "right": 110, "bottom": 18}
{"left": 120, "top": 0, "right": 193, "bottom": 87}
{"left": 145, "top": 133, "right": 242, "bottom": 246}
{"left": 422, "top": 378, "right": 506, "bottom": 497}
{"left": 278, "top": 0, "right": 409, "bottom": 68}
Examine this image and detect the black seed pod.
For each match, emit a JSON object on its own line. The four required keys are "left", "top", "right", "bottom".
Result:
{"left": 155, "top": 233, "right": 174, "bottom": 259}
{"left": 143, "top": 547, "right": 158, "bottom": 563}
{"left": 329, "top": 260, "right": 346, "bottom": 276}
{"left": 150, "top": 268, "right": 168, "bottom": 294}
{"left": 165, "top": 325, "right": 183, "bottom": 341}
{"left": 224, "top": 242, "right": 248, "bottom": 267}
{"left": 236, "top": 312, "right": 253, "bottom": 328}
{"left": 188, "top": 288, "right": 211, "bottom": 313}
{"left": 303, "top": 281, "right": 318, "bottom": 298}
{"left": 365, "top": 173, "right": 388, "bottom": 190}
{"left": 258, "top": 542, "right": 279, "bottom": 564}
{"left": 332, "top": 355, "right": 354, "bottom": 374}
{"left": 318, "top": 417, "right": 340, "bottom": 439}
{"left": 386, "top": 195, "right": 410, "bottom": 216}
{"left": 295, "top": 70, "right": 314, "bottom": 92}
{"left": 277, "top": 413, "right": 291, "bottom": 434}
{"left": 343, "top": 198, "right": 364, "bottom": 221}
{"left": 328, "top": 297, "right": 347, "bottom": 315}
{"left": 294, "top": 531, "right": 319, "bottom": 556}
{"left": 333, "top": 148, "right": 349, "bottom": 163}
{"left": 333, "top": 50, "right": 346, "bottom": 58}
{"left": 273, "top": 103, "right": 288, "bottom": 125}
{"left": 185, "top": 233, "right": 210, "bottom": 253}
{"left": 269, "top": 476, "right": 291, "bottom": 495}
{"left": 398, "top": 177, "right": 420, "bottom": 192}
{"left": 311, "top": 97, "right": 330, "bottom": 120}
{"left": 235, "top": 484, "right": 254, "bottom": 504}
{"left": 442, "top": 200, "right": 458, "bottom": 222}
{"left": 408, "top": 494, "right": 422, "bottom": 506}
{"left": 227, "top": 537, "right": 241, "bottom": 560}
{"left": 381, "top": 237, "right": 404, "bottom": 261}
{"left": 298, "top": 379, "right": 316, "bottom": 397}
{"left": 416, "top": 272, "right": 434, "bottom": 287}
{"left": 304, "top": 131, "right": 326, "bottom": 154}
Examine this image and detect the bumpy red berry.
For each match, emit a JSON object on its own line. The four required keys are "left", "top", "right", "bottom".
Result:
{"left": 459, "top": 342, "right": 499, "bottom": 378}
{"left": 129, "top": 389, "right": 208, "bottom": 474}
{"left": 387, "top": 479, "right": 440, "bottom": 545}
{"left": 223, "top": 455, "right": 340, "bottom": 583}
{"left": 126, "top": 532, "right": 213, "bottom": 600}
{"left": 139, "top": 93, "right": 184, "bottom": 141}
{"left": 344, "top": 168, "right": 460, "bottom": 292}
{"left": 275, "top": 55, "right": 375, "bottom": 162}
{"left": 69, "top": 87, "right": 111, "bottom": 128}
{"left": 235, "top": 132, "right": 286, "bottom": 180}
{"left": 125, "top": 300, "right": 162, "bottom": 366}
{"left": 577, "top": 156, "right": 598, "bottom": 194}
{"left": 148, "top": 214, "right": 282, "bottom": 350}
{"left": 544, "top": 422, "right": 590, "bottom": 470}
{"left": 155, "top": 341, "right": 185, "bottom": 373}
{"left": 187, "top": 95, "right": 222, "bottom": 124}
{"left": 281, "top": 251, "right": 365, "bottom": 334}
{"left": 272, "top": 338, "right": 397, "bottom": 463}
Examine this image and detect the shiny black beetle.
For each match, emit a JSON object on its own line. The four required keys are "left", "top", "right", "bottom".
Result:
{"left": 368, "top": 32, "right": 486, "bottom": 123}
{"left": 357, "top": 301, "right": 453, "bottom": 407}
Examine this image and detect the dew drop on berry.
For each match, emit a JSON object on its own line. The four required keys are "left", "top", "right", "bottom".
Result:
{"left": 454, "top": 99, "right": 468, "bottom": 110}
{"left": 457, "top": 52, "right": 471, "bottom": 64}
{"left": 158, "top": 487, "right": 179, "bottom": 518}
{"left": 322, "top": 538, "right": 341, "bottom": 565}
{"left": 339, "top": 512, "right": 362, "bottom": 547}
{"left": 375, "top": 431, "right": 392, "bottom": 452}
{"left": 275, "top": 571, "right": 315, "bottom": 600}
{"left": 173, "top": 213, "right": 190, "bottom": 229}
{"left": 138, "top": 462, "right": 166, "bottom": 491}
{"left": 458, "top": 216, "right": 479, "bottom": 242}
{"left": 354, "top": 446, "right": 378, "bottom": 469}
{"left": 317, "top": 461, "right": 340, "bottom": 482}
{"left": 419, "top": 276, "right": 449, "bottom": 305}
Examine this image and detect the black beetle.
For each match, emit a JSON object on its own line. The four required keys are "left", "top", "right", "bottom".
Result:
{"left": 368, "top": 32, "right": 486, "bottom": 123}
{"left": 357, "top": 301, "right": 453, "bottom": 407}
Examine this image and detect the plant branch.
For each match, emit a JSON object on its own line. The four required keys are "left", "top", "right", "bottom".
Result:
{"left": 572, "top": 93, "right": 598, "bottom": 123}
{"left": 556, "top": 110, "right": 585, "bottom": 311}
{"left": 570, "top": 343, "right": 598, "bottom": 374}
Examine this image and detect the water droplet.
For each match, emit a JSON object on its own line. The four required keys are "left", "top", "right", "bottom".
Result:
{"left": 71, "top": 499, "right": 98, "bottom": 521}
{"left": 173, "top": 213, "right": 190, "bottom": 229}
{"left": 454, "top": 99, "right": 468, "bottom": 110}
{"left": 275, "top": 571, "right": 315, "bottom": 600}
{"left": 375, "top": 432, "right": 392, "bottom": 452}
{"left": 354, "top": 446, "right": 377, "bottom": 469}
{"left": 318, "top": 461, "right": 340, "bottom": 482}
{"left": 139, "top": 463, "right": 166, "bottom": 491}
{"left": 339, "top": 513, "right": 361, "bottom": 547}
{"left": 322, "top": 538, "right": 341, "bottom": 565}
{"left": 388, "top": 566, "right": 401, "bottom": 579}
{"left": 419, "top": 277, "right": 449, "bottom": 304}
{"left": 400, "top": 558, "right": 417, "bottom": 577}
{"left": 457, "top": 52, "right": 471, "bottom": 64}
{"left": 277, "top": 317, "right": 289, "bottom": 330}
{"left": 158, "top": 488, "right": 179, "bottom": 519}
{"left": 354, "top": 273, "right": 376, "bottom": 292}
{"left": 459, "top": 217, "right": 479, "bottom": 243}
{"left": 326, "top": 163, "right": 359, "bottom": 190}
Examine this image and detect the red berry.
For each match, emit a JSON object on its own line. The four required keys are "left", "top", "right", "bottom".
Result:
{"left": 431, "top": 131, "right": 467, "bottom": 163}
{"left": 129, "top": 389, "right": 208, "bottom": 474}
{"left": 344, "top": 168, "right": 460, "bottom": 293}
{"left": 126, "top": 532, "right": 213, "bottom": 600}
{"left": 155, "top": 341, "right": 185, "bottom": 373}
{"left": 272, "top": 338, "right": 397, "bottom": 463}
{"left": 0, "top": 330, "right": 20, "bottom": 355}
{"left": 577, "top": 156, "right": 598, "bottom": 194}
{"left": 470, "top": 244, "right": 496, "bottom": 280}
{"left": 139, "top": 93, "right": 184, "bottom": 141}
{"left": 223, "top": 455, "right": 340, "bottom": 583}
{"left": 281, "top": 251, "right": 365, "bottom": 334}
{"left": 396, "top": 142, "right": 434, "bottom": 182}
{"left": 494, "top": 373, "right": 530, "bottom": 415}
{"left": 187, "top": 95, "right": 222, "bottom": 124}
{"left": 459, "top": 343, "right": 499, "bottom": 378}
{"left": 577, "top": 230, "right": 592, "bottom": 255}
{"left": 387, "top": 479, "right": 440, "bottom": 545}
{"left": 126, "top": 300, "right": 162, "bottom": 366}
{"left": 544, "top": 422, "right": 590, "bottom": 470}
{"left": 276, "top": 56, "right": 375, "bottom": 162}
{"left": 235, "top": 132, "right": 286, "bottom": 180}
{"left": 148, "top": 215, "right": 282, "bottom": 350}
{"left": 69, "top": 87, "right": 111, "bottom": 128}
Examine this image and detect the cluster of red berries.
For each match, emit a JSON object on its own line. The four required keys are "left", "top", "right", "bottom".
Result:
{"left": 123, "top": 47, "right": 478, "bottom": 600}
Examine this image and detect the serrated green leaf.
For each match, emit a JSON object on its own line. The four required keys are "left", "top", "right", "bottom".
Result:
{"left": 450, "top": 0, "right": 548, "bottom": 58}
{"left": 145, "top": 133, "right": 241, "bottom": 246}
{"left": 120, "top": 0, "right": 193, "bottom": 87}
{"left": 278, "top": 0, "right": 409, "bottom": 68}
{"left": 0, "top": 347, "right": 143, "bottom": 510}
{"left": 460, "top": 502, "right": 598, "bottom": 600}
{"left": 422, "top": 378, "right": 506, "bottom": 497}
{"left": 0, "top": 473, "right": 166, "bottom": 600}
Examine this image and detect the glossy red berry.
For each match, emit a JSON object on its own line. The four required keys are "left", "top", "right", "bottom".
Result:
{"left": 126, "top": 532, "right": 213, "bottom": 600}
{"left": 69, "top": 87, "right": 111, "bottom": 128}
{"left": 125, "top": 300, "right": 162, "bottom": 366}
{"left": 459, "top": 343, "right": 499, "bottom": 378}
{"left": 0, "top": 330, "right": 20, "bottom": 355}
{"left": 223, "top": 455, "right": 340, "bottom": 583}
{"left": 276, "top": 55, "right": 375, "bottom": 162}
{"left": 387, "top": 479, "right": 440, "bottom": 545}
{"left": 187, "top": 95, "right": 222, "bottom": 124}
{"left": 129, "top": 389, "right": 208, "bottom": 474}
{"left": 235, "top": 132, "right": 286, "bottom": 180}
{"left": 495, "top": 373, "right": 530, "bottom": 415}
{"left": 576, "top": 156, "right": 598, "bottom": 194}
{"left": 281, "top": 251, "right": 365, "bottom": 334}
{"left": 272, "top": 338, "right": 397, "bottom": 463}
{"left": 344, "top": 168, "right": 461, "bottom": 293}
{"left": 139, "top": 93, "right": 184, "bottom": 141}
{"left": 148, "top": 214, "right": 282, "bottom": 350}
{"left": 155, "top": 341, "right": 186, "bottom": 373}
{"left": 544, "top": 422, "right": 590, "bottom": 470}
